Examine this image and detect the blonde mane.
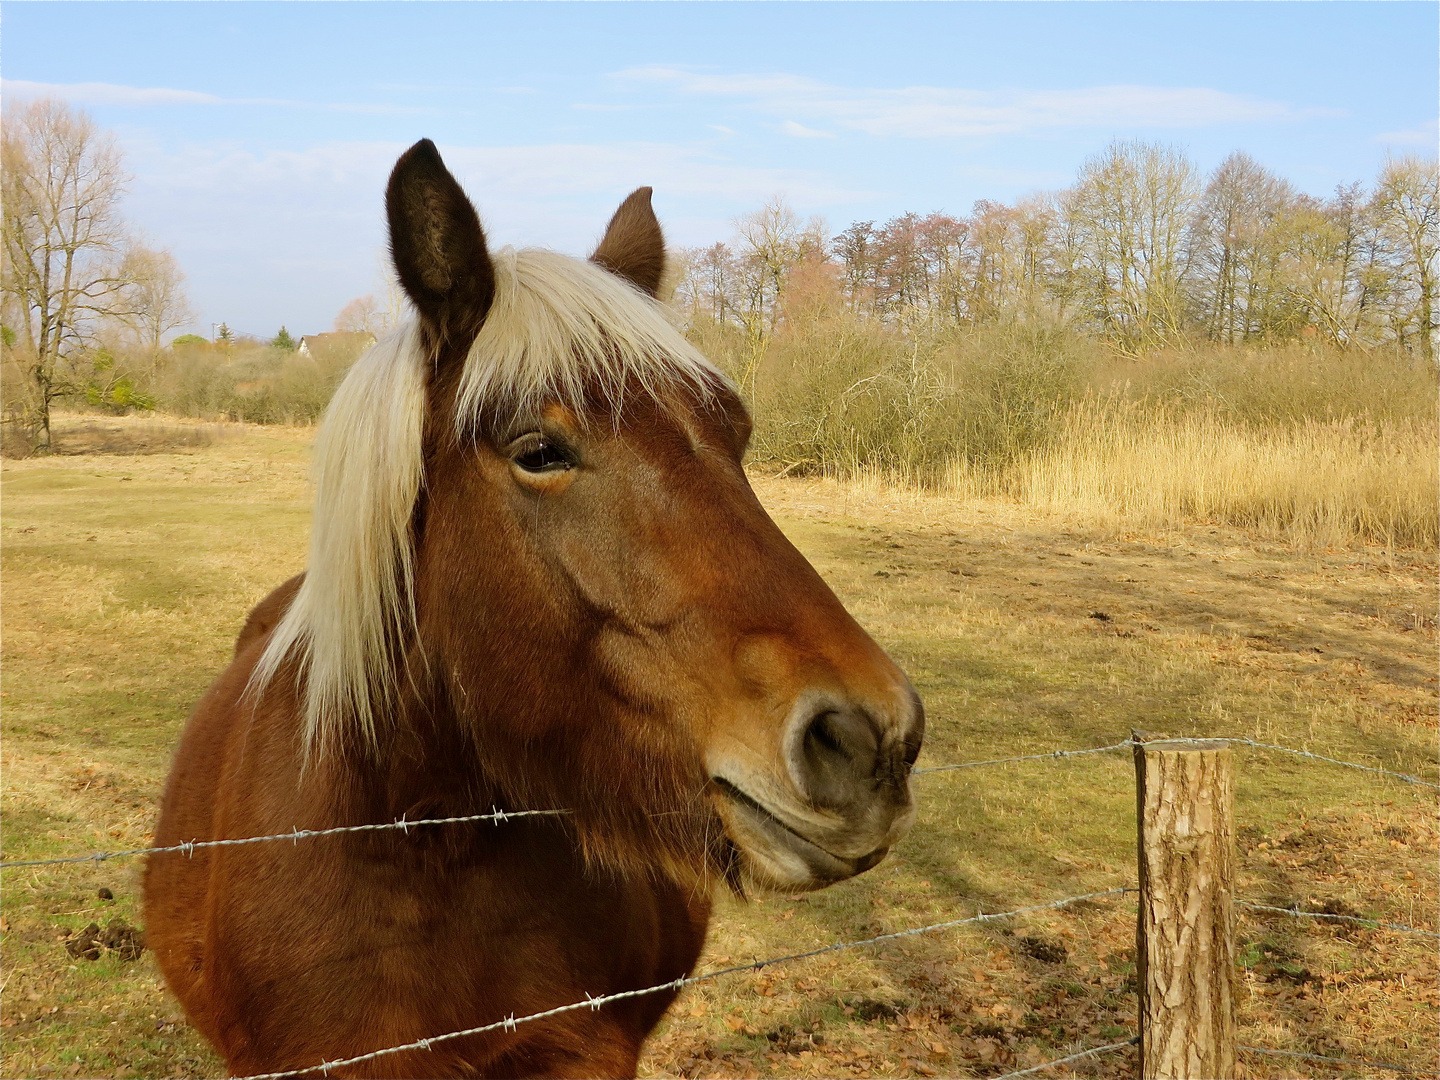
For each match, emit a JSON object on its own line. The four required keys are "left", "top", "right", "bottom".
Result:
{"left": 249, "top": 248, "right": 723, "bottom": 757}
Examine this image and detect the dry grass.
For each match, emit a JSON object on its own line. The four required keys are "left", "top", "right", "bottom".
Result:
{"left": 721, "top": 323, "right": 1439, "bottom": 554}
{"left": 2, "top": 420, "right": 1436, "bottom": 1079}
{"left": 942, "top": 404, "right": 1438, "bottom": 550}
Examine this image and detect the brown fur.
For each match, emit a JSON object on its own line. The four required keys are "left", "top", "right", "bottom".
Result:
{"left": 145, "top": 141, "right": 922, "bottom": 1079}
{"left": 590, "top": 187, "right": 666, "bottom": 298}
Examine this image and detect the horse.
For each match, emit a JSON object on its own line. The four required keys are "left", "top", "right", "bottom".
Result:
{"left": 144, "top": 139, "right": 924, "bottom": 1079}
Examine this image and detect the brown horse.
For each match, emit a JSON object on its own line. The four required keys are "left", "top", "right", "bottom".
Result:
{"left": 145, "top": 139, "right": 923, "bottom": 1079}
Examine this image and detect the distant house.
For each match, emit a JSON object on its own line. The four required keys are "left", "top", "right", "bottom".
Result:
{"left": 297, "top": 331, "right": 376, "bottom": 358}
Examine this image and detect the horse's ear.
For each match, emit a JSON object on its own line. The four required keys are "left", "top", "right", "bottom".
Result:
{"left": 590, "top": 187, "right": 666, "bottom": 298}
{"left": 386, "top": 139, "right": 496, "bottom": 341}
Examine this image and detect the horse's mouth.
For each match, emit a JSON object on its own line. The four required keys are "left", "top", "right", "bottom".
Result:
{"left": 711, "top": 776, "right": 889, "bottom": 889}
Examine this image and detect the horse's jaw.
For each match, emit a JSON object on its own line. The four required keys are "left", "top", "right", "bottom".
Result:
{"left": 705, "top": 767, "right": 916, "bottom": 895}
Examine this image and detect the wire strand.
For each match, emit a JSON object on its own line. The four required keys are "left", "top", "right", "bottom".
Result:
{"left": 912, "top": 740, "right": 1135, "bottom": 775}
{"left": 1237, "top": 900, "right": 1438, "bottom": 939}
{"left": 913, "top": 735, "right": 1437, "bottom": 789}
{"left": 989, "top": 1036, "right": 1138, "bottom": 1079}
{"left": 230, "top": 887, "right": 1133, "bottom": 1080}
{"left": 10, "top": 734, "right": 1430, "bottom": 868}
{"left": 0, "top": 809, "right": 568, "bottom": 869}
{"left": 1238, "top": 1044, "right": 1418, "bottom": 1074}
{"left": 1228, "top": 737, "right": 1438, "bottom": 789}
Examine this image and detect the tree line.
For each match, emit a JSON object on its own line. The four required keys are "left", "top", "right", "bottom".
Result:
{"left": 3, "top": 97, "right": 1434, "bottom": 457}
{"left": 675, "top": 141, "right": 1438, "bottom": 365}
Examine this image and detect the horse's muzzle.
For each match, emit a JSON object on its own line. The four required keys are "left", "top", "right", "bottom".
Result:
{"left": 710, "top": 685, "right": 923, "bottom": 892}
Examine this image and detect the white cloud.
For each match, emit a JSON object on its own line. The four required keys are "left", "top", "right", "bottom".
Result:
{"left": 614, "top": 67, "right": 1342, "bottom": 138}
{"left": 4, "top": 79, "right": 222, "bottom": 107}
{"left": 1372, "top": 120, "right": 1438, "bottom": 147}
{"left": 126, "top": 138, "right": 870, "bottom": 222}
{"left": 781, "top": 120, "right": 835, "bottom": 140}
{"left": 117, "top": 136, "right": 874, "bottom": 333}
{"left": 443, "top": 141, "right": 870, "bottom": 205}
{"left": 1, "top": 79, "right": 425, "bottom": 115}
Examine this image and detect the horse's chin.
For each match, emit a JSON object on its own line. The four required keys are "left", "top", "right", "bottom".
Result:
{"left": 711, "top": 778, "right": 896, "bottom": 895}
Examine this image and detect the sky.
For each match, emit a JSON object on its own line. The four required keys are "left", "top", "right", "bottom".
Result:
{"left": 4, "top": 1, "right": 1436, "bottom": 340}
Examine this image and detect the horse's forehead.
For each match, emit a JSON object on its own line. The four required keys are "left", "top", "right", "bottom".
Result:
{"left": 541, "top": 402, "right": 582, "bottom": 428}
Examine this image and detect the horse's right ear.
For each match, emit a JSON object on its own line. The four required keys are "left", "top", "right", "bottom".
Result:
{"left": 386, "top": 139, "right": 496, "bottom": 342}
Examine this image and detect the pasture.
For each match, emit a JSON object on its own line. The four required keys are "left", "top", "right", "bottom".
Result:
{"left": 2, "top": 413, "right": 1435, "bottom": 1079}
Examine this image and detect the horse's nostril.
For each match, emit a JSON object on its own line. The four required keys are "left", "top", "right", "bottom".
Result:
{"left": 901, "top": 692, "right": 925, "bottom": 768}
{"left": 806, "top": 711, "right": 849, "bottom": 759}
{"left": 798, "top": 707, "right": 881, "bottom": 808}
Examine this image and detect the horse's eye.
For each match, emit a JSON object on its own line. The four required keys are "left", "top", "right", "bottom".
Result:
{"left": 511, "top": 437, "right": 572, "bottom": 474}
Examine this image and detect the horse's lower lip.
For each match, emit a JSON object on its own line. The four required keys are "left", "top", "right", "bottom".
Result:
{"left": 711, "top": 776, "right": 888, "bottom": 877}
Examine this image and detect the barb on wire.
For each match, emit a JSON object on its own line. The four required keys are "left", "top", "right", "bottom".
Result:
{"left": 1238, "top": 900, "right": 1438, "bottom": 939}
{"left": 0, "top": 809, "right": 569, "bottom": 870}
{"left": 1228, "top": 737, "right": 1437, "bottom": 789}
{"left": 230, "top": 887, "right": 1133, "bottom": 1080}
{"left": 913, "top": 734, "right": 1437, "bottom": 790}
{"left": 912, "top": 740, "right": 1134, "bottom": 775}
{"left": 990, "top": 1036, "right": 1138, "bottom": 1080}
{"left": 1238, "top": 1044, "right": 1417, "bottom": 1074}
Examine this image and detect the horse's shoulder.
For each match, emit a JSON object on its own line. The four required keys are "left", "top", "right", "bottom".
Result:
{"left": 234, "top": 574, "right": 305, "bottom": 657}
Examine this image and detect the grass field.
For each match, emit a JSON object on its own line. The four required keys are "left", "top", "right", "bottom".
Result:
{"left": 2, "top": 414, "right": 1436, "bottom": 1079}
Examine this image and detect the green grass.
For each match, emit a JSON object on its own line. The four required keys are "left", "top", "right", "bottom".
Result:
{"left": 2, "top": 417, "right": 1436, "bottom": 1079}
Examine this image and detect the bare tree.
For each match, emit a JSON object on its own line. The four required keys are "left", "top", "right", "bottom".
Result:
{"left": 333, "top": 294, "right": 387, "bottom": 335}
{"left": 1369, "top": 155, "right": 1439, "bottom": 362}
{"left": 731, "top": 198, "right": 813, "bottom": 393}
{"left": 963, "top": 200, "right": 1016, "bottom": 325}
{"left": 832, "top": 221, "right": 879, "bottom": 315}
{"left": 1010, "top": 196, "right": 1056, "bottom": 319}
{"left": 1, "top": 99, "right": 133, "bottom": 450}
{"left": 1190, "top": 153, "right": 1295, "bottom": 343}
{"left": 1066, "top": 140, "right": 1200, "bottom": 349}
{"left": 121, "top": 245, "right": 195, "bottom": 364}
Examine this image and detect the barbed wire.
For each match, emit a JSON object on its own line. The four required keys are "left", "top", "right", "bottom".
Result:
{"left": 911, "top": 740, "right": 1135, "bottom": 775}
{"left": 229, "top": 887, "right": 1133, "bottom": 1080}
{"left": 10, "top": 732, "right": 1431, "bottom": 870}
{"left": 1237, "top": 900, "right": 1438, "bottom": 939}
{"left": 13, "top": 724, "right": 1434, "bottom": 1074}
{"left": 1229, "top": 737, "right": 1438, "bottom": 789}
{"left": 990, "top": 1036, "right": 1138, "bottom": 1079}
{"left": 0, "top": 808, "right": 568, "bottom": 870}
{"left": 913, "top": 734, "right": 1437, "bottom": 789}
{"left": 1238, "top": 1044, "right": 1418, "bottom": 1074}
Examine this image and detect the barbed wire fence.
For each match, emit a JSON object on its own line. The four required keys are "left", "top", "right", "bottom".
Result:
{"left": 5, "top": 734, "right": 1435, "bottom": 1078}
{"left": 0, "top": 808, "right": 570, "bottom": 870}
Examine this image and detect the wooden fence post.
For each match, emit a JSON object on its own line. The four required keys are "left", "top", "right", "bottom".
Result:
{"left": 1134, "top": 736, "right": 1237, "bottom": 1080}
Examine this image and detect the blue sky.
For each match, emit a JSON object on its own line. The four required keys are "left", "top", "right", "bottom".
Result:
{"left": 5, "top": 1, "right": 1435, "bottom": 339}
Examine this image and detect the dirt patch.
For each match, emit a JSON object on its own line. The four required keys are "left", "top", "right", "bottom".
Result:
{"left": 845, "top": 997, "right": 908, "bottom": 1023}
{"left": 50, "top": 418, "right": 227, "bottom": 456}
{"left": 1018, "top": 936, "right": 1068, "bottom": 964}
{"left": 2, "top": 412, "right": 247, "bottom": 458}
{"left": 63, "top": 918, "right": 145, "bottom": 963}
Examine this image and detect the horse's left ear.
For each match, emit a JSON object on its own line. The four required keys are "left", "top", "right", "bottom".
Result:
{"left": 386, "top": 139, "right": 496, "bottom": 342}
{"left": 590, "top": 187, "right": 666, "bottom": 298}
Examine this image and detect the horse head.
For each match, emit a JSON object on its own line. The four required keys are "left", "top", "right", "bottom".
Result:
{"left": 256, "top": 139, "right": 923, "bottom": 894}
